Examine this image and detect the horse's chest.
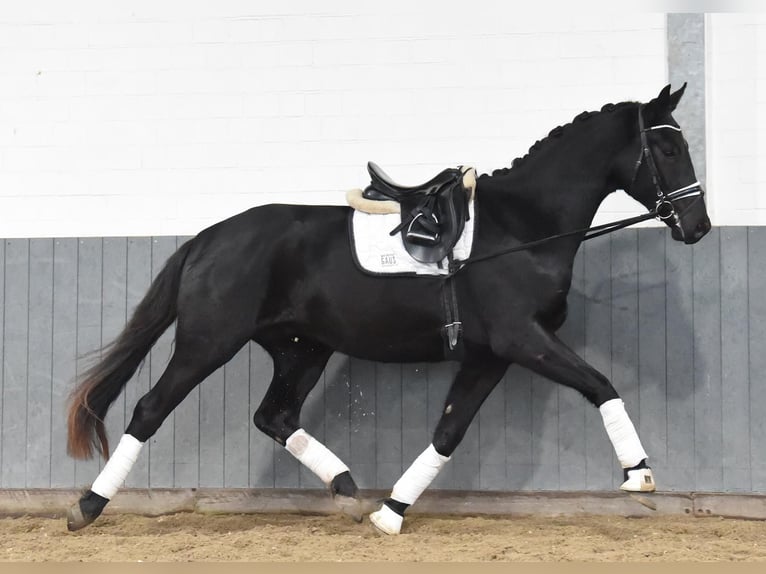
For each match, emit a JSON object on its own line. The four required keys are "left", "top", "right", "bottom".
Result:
{"left": 516, "top": 259, "right": 573, "bottom": 300}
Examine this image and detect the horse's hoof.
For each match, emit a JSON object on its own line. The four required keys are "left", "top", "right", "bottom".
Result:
{"left": 620, "top": 466, "right": 656, "bottom": 492}
{"left": 627, "top": 493, "right": 658, "bottom": 510}
{"left": 66, "top": 503, "right": 96, "bottom": 532}
{"left": 66, "top": 490, "right": 109, "bottom": 532}
{"left": 368, "top": 505, "right": 403, "bottom": 535}
{"left": 334, "top": 495, "right": 363, "bottom": 523}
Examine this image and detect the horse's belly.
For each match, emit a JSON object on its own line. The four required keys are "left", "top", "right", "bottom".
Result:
{"left": 303, "top": 273, "right": 449, "bottom": 363}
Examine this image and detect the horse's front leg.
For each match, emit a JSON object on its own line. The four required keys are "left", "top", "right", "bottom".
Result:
{"left": 369, "top": 350, "right": 509, "bottom": 535}
{"left": 499, "top": 322, "right": 655, "bottom": 493}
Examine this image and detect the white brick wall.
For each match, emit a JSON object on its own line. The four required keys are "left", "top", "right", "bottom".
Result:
{"left": 707, "top": 13, "right": 766, "bottom": 226}
{"left": 0, "top": 2, "right": 669, "bottom": 237}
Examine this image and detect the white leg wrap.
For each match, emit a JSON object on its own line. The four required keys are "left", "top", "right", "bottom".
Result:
{"left": 391, "top": 444, "right": 451, "bottom": 504}
{"left": 599, "top": 398, "right": 648, "bottom": 469}
{"left": 369, "top": 503, "right": 404, "bottom": 535}
{"left": 90, "top": 434, "right": 144, "bottom": 500}
{"left": 370, "top": 444, "right": 450, "bottom": 535}
{"left": 285, "top": 429, "right": 349, "bottom": 485}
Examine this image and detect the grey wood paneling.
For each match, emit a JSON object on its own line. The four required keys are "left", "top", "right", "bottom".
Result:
{"left": 223, "top": 347, "right": 251, "bottom": 488}
{"left": 102, "top": 238, "right": 127, "bottom": 472}
{"left": 2, "top": 239, "right": 29, "bottom": 488}
{"left": 478, "top": 370, "right": 506, "bottom": 491}
{"left": 692, "top": 228, "right": 723, "bottom": 491}
{"left": 198, "top": 362, "right": 225, "bottom": 488}
{"left": 375, "top": 363, "right": 402, "bottom": 488}
{"left": 720, "top": 227, "right": 750, "bottom": 491}
{"left": 749, "top": 227, "right": 766, "bottom": 492}
{"left": 530, "top": 373, "right": 558, "bottom": 490}
{"left": 0, "top": 240, "right": 4, "bottom": 486}
{"left": 348, "top": 358, "right": 377, "bottom": 488}
{"left": 74, "top": 238, "right": 102, "bottom": 487}
{"left": 664, "top": 232, "right": 696, "bottom": 490}
{"left": 1, "top": 228, "right": 765, "bottom": 495}
{"left": 637, "top": 229, "right": 668, "bottom": 488}
{"left": 50, "top": 239, "right": 77, "bottom": 487}
{"left": 101, "top": 237, "right": 128, "bottom": 464}
{"left": 27, "top": 239, "right": 54, "bottom": 488}
{"left": 505, "top": 365, "right": 533, "bottom": 490}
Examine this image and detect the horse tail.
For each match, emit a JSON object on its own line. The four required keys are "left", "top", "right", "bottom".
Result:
{"left": 67, "top": 239, "right": 194, "bottom": 460}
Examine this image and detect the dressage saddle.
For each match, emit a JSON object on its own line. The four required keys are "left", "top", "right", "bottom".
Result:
{"left": 362, "top": 161, "right": 472, "bottom": 264}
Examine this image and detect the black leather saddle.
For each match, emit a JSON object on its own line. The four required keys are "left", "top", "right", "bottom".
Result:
{"left": 362, "top": 161, "right": 471, "bottom": 264}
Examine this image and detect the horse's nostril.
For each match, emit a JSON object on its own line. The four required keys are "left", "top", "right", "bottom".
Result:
{"left": 693, "top": 219, "right": 711, "bottom": 240}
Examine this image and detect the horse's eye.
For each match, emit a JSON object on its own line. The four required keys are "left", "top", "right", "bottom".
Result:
{"left": 659, "top": 144, "right": 677, "bottom": 157}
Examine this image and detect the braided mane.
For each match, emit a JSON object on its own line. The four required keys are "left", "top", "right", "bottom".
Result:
{"left": 480, "top": 101, "right": 636, "bottom": 179}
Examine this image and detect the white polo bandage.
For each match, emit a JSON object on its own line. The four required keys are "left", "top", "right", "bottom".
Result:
{"left": 599, "top": 398, "right": 648, "bottom": 469}
{"left": 90, "top": 434, "right": 144, "bottom": 500}
{"left": 391, "top": 444, "right": 451, "bottom": 505}
{"left": 285, "top": 429, "right": 349, "bottom": 485}
{"left": 369, "top": 503, "right": 404, "bottom": 535}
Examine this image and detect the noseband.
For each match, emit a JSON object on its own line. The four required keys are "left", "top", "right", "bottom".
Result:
{"left": 629, "top": 104, "right": 704, "bottom": 227}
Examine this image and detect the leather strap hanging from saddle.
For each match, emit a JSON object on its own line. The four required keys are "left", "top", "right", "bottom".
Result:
{"left": 362, "top": 162, "right": 471, "bottom": 264}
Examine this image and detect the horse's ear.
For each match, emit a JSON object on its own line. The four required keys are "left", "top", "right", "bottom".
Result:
{"left": 646, "top": 84, "right": 685, "bottom": 119}
{"left": 655, "top": 84, "right": 672, "bottom": 109}
{"left": 669, "top": 82, "right": 687, "bottom": 111}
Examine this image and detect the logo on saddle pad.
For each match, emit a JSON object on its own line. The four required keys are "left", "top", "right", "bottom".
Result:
{"left": 380, "top": 254, "right": 397, "bottom": 267}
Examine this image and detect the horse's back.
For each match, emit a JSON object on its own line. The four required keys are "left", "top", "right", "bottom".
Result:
{"left": 177, "top": 203, "right": 447, "bottom": 361}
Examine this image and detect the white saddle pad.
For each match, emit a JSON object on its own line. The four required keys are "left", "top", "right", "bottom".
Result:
{"left": 350, "top": 200, "right": 476, "bottom": 276}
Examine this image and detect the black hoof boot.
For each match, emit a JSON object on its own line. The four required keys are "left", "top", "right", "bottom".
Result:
{"left": 330, "top": 471, "right": 363, "bottom": 523}
{"left": 67, "top": 490, "right": 109, "bottom": 532}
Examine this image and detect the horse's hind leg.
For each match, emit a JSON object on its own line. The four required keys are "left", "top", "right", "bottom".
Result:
{"left": 253, "top": 337, "right": 362, "bottom": 521}
{"left": 67, "top": 334, "right": 246, "bottom": 531}
{"left": 370, "top": 349, "right": 509, "bottom": 535}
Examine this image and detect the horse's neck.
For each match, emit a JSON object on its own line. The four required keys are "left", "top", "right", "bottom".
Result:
{"left": 478, "top": 112, "right": 633, "bottom": 253}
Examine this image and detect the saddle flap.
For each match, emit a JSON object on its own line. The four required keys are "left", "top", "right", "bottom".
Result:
{"left": 399, "top": 181, "right": 469, "bottom": 263}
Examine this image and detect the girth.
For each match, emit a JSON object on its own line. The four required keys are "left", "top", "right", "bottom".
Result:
{"left": 362, "top": 162, "right": 474, "bottom": 264}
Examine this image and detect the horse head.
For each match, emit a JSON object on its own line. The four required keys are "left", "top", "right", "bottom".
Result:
{"left": 622, "top": 84, "right": 711, "bottom": 244}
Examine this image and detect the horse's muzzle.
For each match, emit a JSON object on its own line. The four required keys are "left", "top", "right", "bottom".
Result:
{"left": 672, "top": 217, "right": 711, "bottom": 244}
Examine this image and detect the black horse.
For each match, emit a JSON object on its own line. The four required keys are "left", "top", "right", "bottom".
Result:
{"left": 66, "top": 85, "right": 710, "bottom": 534}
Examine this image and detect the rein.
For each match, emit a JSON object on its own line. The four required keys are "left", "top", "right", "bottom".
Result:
{"left": 450, "top": 104, "right": 704, "bottom": 275}
{"left": 451, "top": 209, "right": 658, "bottom": 271}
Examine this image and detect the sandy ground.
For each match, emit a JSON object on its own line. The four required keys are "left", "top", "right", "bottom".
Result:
{"left": 1, "top": 512, "right": 765, "bottom": 562}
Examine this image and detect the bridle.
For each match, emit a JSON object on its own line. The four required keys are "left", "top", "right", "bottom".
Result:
{"left": 450, "top": 103, "right": 706, "bottom": 274}
{"left": 629, "top": 103, "right": 705, "bottom": 230}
